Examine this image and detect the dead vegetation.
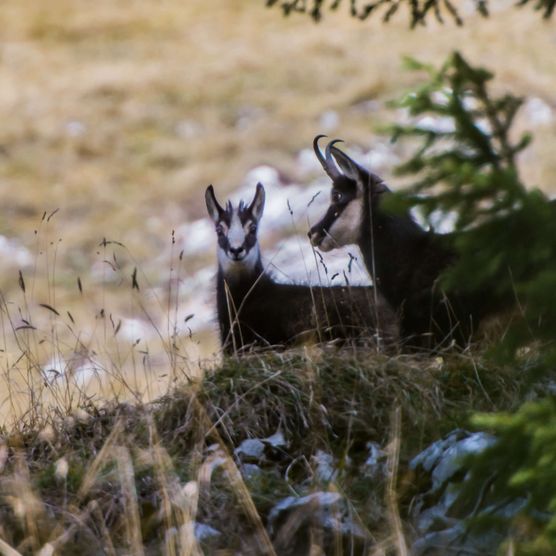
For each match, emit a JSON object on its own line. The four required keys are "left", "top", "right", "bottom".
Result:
{"left": 0, "top": 347, "right": 528, "bottom": 554}
{"left": 0, "top": 0, "right": 555, "bottom": 369}
{"left": 0, "top": 1, "right": 553, "bottom": 553}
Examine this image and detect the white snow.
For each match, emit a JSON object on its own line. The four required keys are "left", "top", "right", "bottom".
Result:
{"left": 524, "top": 96, "right": 554, "bottom": 127}
{"left": 175, "top": 218, "right": 214, "bottom": 257}
{"left": 319, "top": 110, "right": 340, "bottom": 131}
{"left": 118, "top": 317, "right": 156, "bottom": 342}
{"left": 0, "top": 235, "right": 33, "bottom": 267}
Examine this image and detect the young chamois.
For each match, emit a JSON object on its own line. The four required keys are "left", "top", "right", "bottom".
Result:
{"left": 206, "top": 183, "right": 398, "bottom": 354}
{"left": 308, "top": 135, "right": 476, "bottom": 349}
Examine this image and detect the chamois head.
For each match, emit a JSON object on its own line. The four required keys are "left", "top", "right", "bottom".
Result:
{"left": 308, "top": 135, "right": 390, "bottom": 251}
{"left": 205, "top": 183, "right": 265, "bottom": 277}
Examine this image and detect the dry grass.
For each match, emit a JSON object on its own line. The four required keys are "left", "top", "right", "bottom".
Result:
{"left": 0, "top": 347, "right": 528, "bottom": 553}
{"left": 0, "top": 0, "right": 554, "bottom": 420}
{"left": 1, "top": 2, "right": 555, "bottom": 279}
{"left": 0, "top": 3, "right": 553, "bottom": 552}
{"left": 0, "top": 219, "right": 209, "bottom": 426}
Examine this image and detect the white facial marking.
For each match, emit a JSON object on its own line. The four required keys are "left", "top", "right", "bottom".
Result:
{"left": 320, "top": 197, "right": 363, "bottom": 250}
{"left": 218, "top": 242, "right": 260, "bottom": 278}
{"left": 217, "top": 209, "right": 260, "bottom": 279}
{"left": 227, "top": 211, "right": 245, "bottom": 251}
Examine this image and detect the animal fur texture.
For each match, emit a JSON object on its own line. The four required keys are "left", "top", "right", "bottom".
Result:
{"left": 206, "top": 183, "right": 399, "bottom": 355}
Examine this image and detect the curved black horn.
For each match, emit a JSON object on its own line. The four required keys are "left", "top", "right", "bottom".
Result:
{"left": 313, "top": 134, "right": 328, "bottom": 168}
{"left": 328, "top": 141, "right": 389, "bottom": 192}
{"left": 313, "top": 134, "right": 341, "bottom": 181}
{"left": 325, "top": 139, "right": 344, "bottom": 165}
{"left": 313, "top": 135, "right": 341, "bottom": 180}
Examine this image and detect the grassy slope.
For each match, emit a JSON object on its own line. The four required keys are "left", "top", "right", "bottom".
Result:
{"left": 0, "top": 0, "right": 554, "bottom": 422}
{"left": 0, "top": 3, "right": 553, "bottom": 550}
{"left": 0, "top": 348, "right": 529, "bottom": 553}
{"left": 0, "top": 0, "right": 554, "bottom": 281}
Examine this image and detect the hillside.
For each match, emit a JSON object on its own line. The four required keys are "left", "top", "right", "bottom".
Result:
{"left": 0, "top": 348, "right": 530, "bottom": 554}
{"left": 0, "top": 2, "right": 555, "bottom": 553}
{"left": 0, "top": 1, "right": 555, "bottom": 424}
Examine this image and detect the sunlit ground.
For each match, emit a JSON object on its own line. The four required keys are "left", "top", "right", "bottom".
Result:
{"left": 0, "top": 0, "right": 555, "bottom": 427}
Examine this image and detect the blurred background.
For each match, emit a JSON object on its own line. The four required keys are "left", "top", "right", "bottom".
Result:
{"left": 0, "top": 0, "right": 554, "bottom": 423}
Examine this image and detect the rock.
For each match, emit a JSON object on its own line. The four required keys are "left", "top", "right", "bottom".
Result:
{"left": 262, "top": 431, "right": 289, "bottom": 462}
{"left": 194, "top": 522, "right": 221, "bottom": 542}
{"left": 268, "top": 492, "right": 370, "bottom": 555}
{"left": 361, "top": 441, "right": 387, "bottom": 480}
{"left": 410, "top": 428, "right": 496, "bottom": 492}
{"left": 264, "top": 430, "right": 287, "bottom": 449}
{"left": 239, "top": 463, "right": 263, "bottom": 480}
{"left": 409, "top": 429, "right": 514, "bottom": 556}
{"left": 234, "top": 431, "right": 290, "bottom": 466}
{"left": 234, "top": 438, "right": 265, "bottom": 463}
{"left": 311, "top": 450, "right": 337, "bottom": 483}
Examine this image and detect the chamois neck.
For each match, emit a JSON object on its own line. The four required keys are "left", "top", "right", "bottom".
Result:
{"left": 360, "top": 192, "right": 427, "bottom": 308}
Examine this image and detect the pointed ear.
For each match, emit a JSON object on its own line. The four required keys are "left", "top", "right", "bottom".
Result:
{"left": 248, "top": 183, "right": 265, "bottom": 222}
{"left": 205, "top": 185, "right": 224, "bottom": 223}
{"left": 329, "top": 146, "right": 367, "bottom": 183}
{"left": 330, "top": 146, "right": 390, "bottom": 195}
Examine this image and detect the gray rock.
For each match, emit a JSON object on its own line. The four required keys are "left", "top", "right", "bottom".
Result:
{"left": 311, "top": 450, "right": 337, "bottom": 483}
{"left": 195, "top": 522, "right": 221, "bottom": 542}
{"left": 264, "top": 430, "right": 287, "bottom": 449}
{"left": 234, "top": 438, "right": 265, "bottom": 463}
{"left": 234, "top": 431, "right": 289, "bottom": 466}
{"left": 411, "top": 429, "right": 496, "bottom": 492}
{"left": 410, "top": 429, "right": 505, "bottom": 556}
{"left": 240, "top": 463, "right": 263, "bottom": 480}
{"left": 432, "top": 432, "right": 495, "bottom": 490}
{"left": 362, "top": 441, "right": 387, "bottom": 479}
{"left": 268, "top": 492, "right": 370, "bottom": 555}
{"left": 269, "top": 491, "right": 342, "bottom": 525}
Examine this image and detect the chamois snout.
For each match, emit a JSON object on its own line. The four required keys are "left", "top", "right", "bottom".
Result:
{"left": 308, "top": 203, "right": 339, "bottom": 250}
{"left": 228, "top": 246, "right": 246, "bottom": 260}
{"left": 308, "top": 224, "right": 324, "bottom": 247}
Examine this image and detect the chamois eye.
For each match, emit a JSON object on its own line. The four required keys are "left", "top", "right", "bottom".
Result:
{"left": 249, "top": 223, "right": 257, "bottom": 234}
{"left": 332, "top": 191, "right": 343, "bottom": 204}
{"left": 216, "top": 225, "right": 224, "bottom": 236}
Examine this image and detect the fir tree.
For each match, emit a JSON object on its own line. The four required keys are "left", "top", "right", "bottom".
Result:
{"left": 265, "top": 0, "right": 555, "bottom": 26}
{"left": 390, "top": 51, "right": 556, "bottom": 553}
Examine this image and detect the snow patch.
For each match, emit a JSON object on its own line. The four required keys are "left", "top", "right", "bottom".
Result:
{"left": 0, "top": 235, "right": 33, "bottom": 267}
{"left": 267, "top": 235, "right": 371, "bottom": 286}
{"left": 319, "top": 110, "right": 340, "bottom": 131}
{"left": 175, "top": 218, "right": 214, "bottom": 257}
{"left": 524, "top": 97, "right": 554, "bottom": 127}
{"left": 118, "top": 318, "right": 156, "bottom": 342}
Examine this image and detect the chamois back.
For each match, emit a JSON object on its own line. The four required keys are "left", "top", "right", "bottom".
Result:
{"left": 206, "top": 182, "right": 399, "bottom": 354}
{"left": 309, "top": 136, "right": 477, "bottom": 348}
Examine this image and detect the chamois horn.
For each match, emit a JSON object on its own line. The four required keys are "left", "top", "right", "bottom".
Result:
{"left": 313, "top": 134, "right": 342, "bottom": 181}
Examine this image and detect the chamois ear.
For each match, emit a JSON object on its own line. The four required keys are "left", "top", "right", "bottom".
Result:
{"left": 330, "top": 145, "right": 390, "bottom": 195}
{"left": 205, "top": 185, "right": 225, "bottom": 223}
{"left": 329, "top": 146, "right": 368, "bottom": 188}
{"left": 248, "top": 182, "right": 265, "bottom": 222}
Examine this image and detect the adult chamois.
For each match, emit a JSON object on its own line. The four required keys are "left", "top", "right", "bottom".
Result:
{"left": 308, "top": 135, "right": 477, "bottom": 349}
{"left": 206, "top": 183, "right": 398, "bottom": 355}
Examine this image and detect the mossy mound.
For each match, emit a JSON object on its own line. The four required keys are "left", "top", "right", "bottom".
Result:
{"left": 0, "top": 347, "right": 529, "bottom": 554}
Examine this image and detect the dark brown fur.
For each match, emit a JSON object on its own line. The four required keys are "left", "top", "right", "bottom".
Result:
{"left": 216, "top": 268, "right": 399, "bottom": 354}
{"left": 309, "top": 136, "right": 477, "bottom": 349}
{"left": 207, "top": 183, "right": 399, "bottom": 355}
